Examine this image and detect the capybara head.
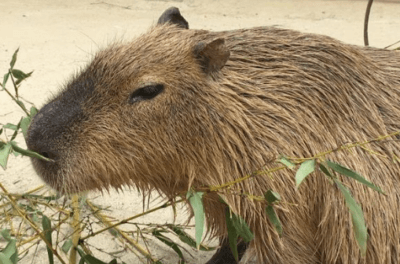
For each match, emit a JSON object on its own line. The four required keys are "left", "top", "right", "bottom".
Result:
{"left": 26, "top": 7, "right": 400, "bottom": 264}
{"left": 26, "top": 7, "right": 241, "bottom": 195}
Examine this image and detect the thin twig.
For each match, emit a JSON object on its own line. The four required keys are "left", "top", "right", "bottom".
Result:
{"left": 0, "top": 84, "right": 29, "bottom": 116}
{"left": 210, "top": 131, "right": 400, "bottom": 193}
{"left": 364, "top": 0, "right": 374, "bottom": 46}
{"left": 9, "top": 70, "right": 19, "bottom": 99}
{"left": 81, "top": 198, "right": 185, "bottom": 240}
{"left": 69, "top": 194, "right": 81, "bottom": 264}
{"left": 384, "top": 40, "right": 400, "bottom": 50}
{"left": 86, "top": 200, "right": 159, "bottom": 263}
{"left": 0, "top": 182, "right": 67, "bottom": 264}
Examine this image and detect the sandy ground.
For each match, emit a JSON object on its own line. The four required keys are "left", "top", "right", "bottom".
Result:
{"left": 1, "top": 0, "right": 400, "bottom": 263}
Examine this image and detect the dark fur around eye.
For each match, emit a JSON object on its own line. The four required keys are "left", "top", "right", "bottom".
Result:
{"left": 129, "top": 84, "right": 164, "bottom": 104}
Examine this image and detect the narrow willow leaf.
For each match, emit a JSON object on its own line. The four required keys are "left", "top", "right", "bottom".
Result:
{"left": 77, "top": 247, "right": 85, "bottom": 262}
{"left": 319, "top": 163, "right": 334, "bottom": 178}
{"left": 61, "top": 239, "right": 73, "bottom": 253}
{"left": 327, "top": 160, "right": 384, "bottom": 194}
{"left": 231, "top": 213, "right": 254, "bottom": 243}
{"left": 334, "top": 179, "right": 367, "bottom": 256}
{"left": 0, "top": 253, "right": 13, "bottom": 264}
{"left": 0, "top": 229, "right": 12, "bottom": 242}
{"left": 152, "top": 230, "right": 184, "bottom": 261}
{"left": 3, "top": 73, "right": 10, "bottom": 88}
{"left": 186, "top": 190, "right": 204, "bottom": 249}
{"left": 225, "top": 209, "right": 238, "bottom": 262}
{"left": 1, "top": 239, "right": 17, "bottom": 264}
{"left": 10, "top": 48, "right": 19, "bottom": 69}
{"left": 10, "top": 119, "right": 22, "bottom": 141}
{"left": 279, "top": 156, "right": 295, "bottom": 169}
{"left": 264, "top": 190, "right": 281, "bottom": 204}
{"left": 20, "top": 116, "right": 31, "bottom": 139}
{"left": 3, "top": 124, "right": 18, "bottom": 131}
{"left": 168, "top": 225, "right": 215, "bottom": 251}
{"left": 16, "top": 100, "right": 28, "bottom": 113}
{"left": 295, "top": 159, "right": 315, "bottom": 188}
{"left": 42, "top": 215, "right": 54, "bottom": 264}
{"left": 11, "top": 69, "right": 32, "bottom": 84}
{"left": 0, "top": 143, "right": 12, "bottom": 169}
{"left": 79, "top": 255, "right": 108, "bottom": 264}
{"left": 30, "top": 106, "right": 38, "bottom": 117}
{"left": 10, "top": 141, "right": 52, "bottom": 161}
{"left": 266, "top": 205, "right": 283, "bottom": 236}
{"left": 108, "top": 228, "right": 119, "bottom": 237}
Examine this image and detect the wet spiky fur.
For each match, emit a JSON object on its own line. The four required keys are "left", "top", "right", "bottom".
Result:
{"left": 27, "top": 23, "right": 400, "bottom": 264}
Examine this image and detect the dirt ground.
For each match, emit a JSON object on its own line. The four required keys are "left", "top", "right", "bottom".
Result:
{"left": 1, "top": 0, "right": 400, "bottom": 263}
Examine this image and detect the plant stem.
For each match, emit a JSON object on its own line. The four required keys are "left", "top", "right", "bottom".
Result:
{"left": 1, "top": 83, "right": 30, "bottom": 116}
{"left": 0, "top": 182, "right": 67, "bottom": 264}
{"left": 364, "top": 0, "right": 374, "bottom": 46}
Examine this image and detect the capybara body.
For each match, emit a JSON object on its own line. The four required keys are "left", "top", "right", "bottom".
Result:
{"left": 27, "top": 8, "right": 400, "bottom": 264}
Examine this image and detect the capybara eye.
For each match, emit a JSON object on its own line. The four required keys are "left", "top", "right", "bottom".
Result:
{"left": 129, "top": 84, "right": 164, "bottom": 104}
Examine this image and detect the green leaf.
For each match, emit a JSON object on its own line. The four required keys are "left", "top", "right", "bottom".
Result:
{"left": 20, "top": 116, "right": 31, "bottom": 139}
{"left": 16, "top": 100, "right": 28, "bottom": 113}
{"left": 3, "top": 73, "right": 10, "bottom": 88}
{"left": 10, "top": 48, "right": 19, "bottom": 69}
{"left": 11, "top": 69, "right": 32, "bottom": 84}
{"left": 10, "top": 141, "right": 52, "bottom": 161}
{"left": 0, "top": 229, "right": 12, "bottom": 242}
{"left": 3, "top": 124, "right": 18, "bottom": 131}
{"left": 264, "top": 190, "right": 281, "bottom": 204}
{"left": 10, "top": 119, "right": 22, "bottom": 141}
{"left": 326, "top": 160, "right": 384, "bottom": 194}
{"left": 295, "top": 159, "right": 315, "bottom": 188}
{"left": 265, "top": 205, "right": 283, "bottom": 236}
{"left": 108, "top": 228, "right": 119, "bottom": 237}
{"left": 42, "top": 215, "right": 54, "bottom": 264}
{"left": 225, "top": 209, "right": 238, "bottom": 262}
{"left": 186, "top": 190, "right": 205, "bottom": 249}
{"left": 319, "top": 163, "right": 334, "bottom": 178}
{"left": 152, "top": 230, "right": 185, "bottom": 261}
{"left": 61, "top": 239, "right": 73, "bottom": 253}
{"left": 167, "top": 225, "right": 215, "bottom": 251}
{"left": 108, "top": 260, "right": 118, "bottom": 264}
{"left": 0, "top": 253, "right": 13, "bottom": 264}
{"left": 279, "top": 156, "right": 295, "bottom": 169}
{"left": 230, "top": 213, "right": 254, "bottom": 243}
{"left": 30, "top": 106, "right": 38, "bottom": 118}
{"left": 1, "top": 239, "right": 17, "bottom": 264}
{"left": 79, "top": 255, "right": 108, "bottom": 264}
{"left": 0, "top": 143, "right": 12, "bottom": 169}
{"left": 334, "top": 179, "right": 367, "bottom": 256}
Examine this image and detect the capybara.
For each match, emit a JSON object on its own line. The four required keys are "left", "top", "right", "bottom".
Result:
{"left": 26, "top": 7, "right": 400, "bottom": 264}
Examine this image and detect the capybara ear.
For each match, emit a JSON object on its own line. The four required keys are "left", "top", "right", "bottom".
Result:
{"left": 194, "top": 38, "right": 230, "bottom": 74}
{"left": 157, "top": 7, "right": 189, "bottom": 29}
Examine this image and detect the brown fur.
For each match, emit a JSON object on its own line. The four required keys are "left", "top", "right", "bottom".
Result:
{"left": 27, "top": 16, "right": 400, "bottom": 264}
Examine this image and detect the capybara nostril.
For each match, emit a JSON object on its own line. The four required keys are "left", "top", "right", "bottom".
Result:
{"left": 26, "top": 124, "right": 58, "bottom": 161}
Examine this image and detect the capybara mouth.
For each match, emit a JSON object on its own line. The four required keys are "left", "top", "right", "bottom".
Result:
{"left": 29, "top": 155, "right": 62, "bottom": 190}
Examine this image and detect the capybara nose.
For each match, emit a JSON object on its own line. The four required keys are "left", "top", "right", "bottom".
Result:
{"left": 28, "top": 139, "right": 58, "bottom": 160}
{"left": 26, "top": 100, "right": 71, "bottom": 162}
{"left": 26, "top": 120, "right": 59, "bottom": 161}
